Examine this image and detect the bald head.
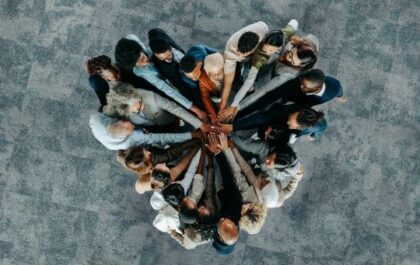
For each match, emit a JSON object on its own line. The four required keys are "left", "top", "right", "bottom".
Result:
{"left": 218, "top": 218, "right": 239, "bottom": 245}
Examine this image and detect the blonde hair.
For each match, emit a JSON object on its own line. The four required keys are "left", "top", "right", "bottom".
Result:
{"left": 240, "top": 202, "right": 267, "bottom": 234}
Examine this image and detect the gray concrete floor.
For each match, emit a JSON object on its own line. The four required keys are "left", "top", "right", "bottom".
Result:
{"left": 0, "top": 0, "right": 418, "bottom": 264}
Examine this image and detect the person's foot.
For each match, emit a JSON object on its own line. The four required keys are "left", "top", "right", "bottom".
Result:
{"left": 98, "top": 105, "right": 104, "bottom": 112}
{"left": 288, "top": 19, "right": 299, "bottom": 31}
{"left": 288, "top": 133, "right": 297, "bottom": 144}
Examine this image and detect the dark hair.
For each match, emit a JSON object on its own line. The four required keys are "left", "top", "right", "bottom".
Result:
{"left": 124, "top": 146, "right": 144, "bottom": 168}
{"left": 114, "top": 38, "right": 144, "bottom": 70}
{"left": 262, "top": 30, "right": 284, "bottom": 47}
{"left": 301, "top": 69, "right": 325, "bottom": 89}
{"left": 149, "top": 38, "right": 171, "bottom": 54}
{"left": 189, "top": 223, "right": 217, "bottom": 241}
{"left": 162, "top": 183, "right": 185, "bottom": 208}
{"left": 296, "top": 108, "right": 325, "bottom": 128}
{"left": 295, "top": 41, "right": 317, "bottom": 70}
{"left": 179, "top": 55, "right": 197, "bottom": 73}
{"left": 272, "top": 144, "right": 297, "bottom": 169}
{"left": 237, "top": 31, "right": 260, "bottom": 53}
{"left": 86, "top": 55, "right": 112, "bottom": 75}
{"left": 179, "top": 205, "right": 198, "bottom": 224}
{"left": 151, "top": 169, "right": 171, "bottom": 187}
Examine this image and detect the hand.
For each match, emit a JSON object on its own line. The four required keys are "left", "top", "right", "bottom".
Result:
{"left": 337, "top": 96, "right": 347, "bottom": 103}
{"left": 217, "top": 106, "right": 238, "bottom": 123}
{"left": 205, "top": 132, "right": 220, "bottom": 154}
{"left": 209, "top": 115, "right": 218, "bottom": 125}
{"left": 170, "top": 229, "right": 180, "bottom": 239}
{"left": 191, "top": 129, "right": 205, "bottom": 140}
{"left": 217, "top": 133, "right": 229, "bottom": 151}
{"left": 218, "top": 124, "right": 233, "bottom": 134}
{"left": 264, "top": 126, "right": 273, "bottom": 140}
{"left": 199, "top": 124, "right": 211, "bottom": 134}
{"left": 192, "top": 106, "right": 209, "bottom": 123}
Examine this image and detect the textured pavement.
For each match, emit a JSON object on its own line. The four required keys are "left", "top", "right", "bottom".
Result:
{"left": 0, "top": 0, "right": 419, "bottom": 264}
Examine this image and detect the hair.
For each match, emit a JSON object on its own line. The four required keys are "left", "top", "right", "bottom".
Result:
{"left": 240, "top": 202, "right": 267, "bottom": 234}
{"left": 114, "top": 38, "right": 143, "bottom": 70}
{"left": 272, "top": 144, "right": 297, "bottom": 169}
{"left": 179, "top": 55, "right": 197, "bottom": 73}
{"left": 238, "top": 31, "right": 260, "bottom": 53}
{"left": 301, "top": 69, "right": 325, "bottom": 91}
{"left": 179, "top": 204, "right": 198, "bottom": 224}
{"left": 124, "top": 146, "right": 144, "bottom": 168}
{"left": 162, "top": 183, "right": 185, "bottom": 208}
{"left": 151, "top": 169, "right": 171, "bottom": 189}
{"left": 280, "top": 37, "right": 318, "bottom": 70}
{"left": 295, "top": 40, "right": 318, "bottom": 69}
{"left": 189, "top": 223, "right": 217, "bottom": 241}
{"left": 86, "top": 55, "right": 112, "bottom": 75}
{"left": 149, "top": 38, "right": 171, "bottom": 54}
{"left": 296, "top": 108, "right": 325, "bottom": 128}
{"left": 103, "top": 82, "right": 142, "bottom": 118}
{"left": 107, "top": 120, "right": 126, "bottom": 136}
{"left": 262, "top": 30, "right": 284, "bottom": 47}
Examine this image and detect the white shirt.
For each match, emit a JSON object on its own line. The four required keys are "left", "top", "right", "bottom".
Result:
{"left": 306, "top": 83, "right": 326, "bottom": 97}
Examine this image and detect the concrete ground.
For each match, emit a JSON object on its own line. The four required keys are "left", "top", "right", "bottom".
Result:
{"left": 0, "top": 0, "right": 418, "bottom": 264}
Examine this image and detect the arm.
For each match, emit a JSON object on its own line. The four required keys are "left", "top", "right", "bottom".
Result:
{"left": 203, "top": 153, "right": 216, "bottom": 213}
{"left": 129, "top": 130, "right": 192, "bottom": 147}
{"left": 176, "top": 150, "right": 202, "bottom": 193}
{"left": 231, "top": 66, "right": 259, "bottom": 107}
{"left": 187, "top": 149, "right": 206, "bottom": 203}
{"left": 170, "top": 146, "right": 200, "bottom": 181}
{"left": 219, "top": 56, "right": 237, "bottom": 110}
{"left": 154, "top": 92, "right": 202, "bottom": 129}
{"left": 222, "top": 148, "right": 250, "bottom": 195}
{"left": 139, "top": 71, "right": 193, "bottom": 109}
{"left": 199, "top": 80, "right": 217, "bottom": 117}
{"left": 276, "top": 164, "right": 304, "bottom": 207}
{"left": 238, "top": 70, "right": 297, "bottom": 111}
{"left": 233, "top": 110, "right": 274, "bottom": 131}
{"left": 296, "top": 119, "right": 327, "bottom": 139}
{"left": 151, "top": 139, "right": 200, "bottom": 164}
{"left": 231, "top": 147, "right": 259, "bottom": 186}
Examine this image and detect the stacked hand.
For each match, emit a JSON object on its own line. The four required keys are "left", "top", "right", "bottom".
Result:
{"left": 217, "top": 106, "right": 238, "bottom": 123}
{"left": 205, "top": 132, "right": 229, "bottom": 154}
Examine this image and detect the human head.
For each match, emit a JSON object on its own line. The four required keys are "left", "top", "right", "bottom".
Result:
{"left": 204, "top": 53, "right": 224, "bottom": 82}
{"left": 162, "top": 183, "right": 185, "bottom": 208}
{"left": 261, "top": 30, "right": 284, "bottom": 56}
{"left": 114, "top": 38, "right": 147, "bottom": 70}
{"left": 180, "top": 55, "right": 202, "bottom": 81}
{"left": 287, "top": 108, "right": 325, "bottom": 130}
{"left": 265, "top": 144, "right": 297, "bottom": 170}
{"left": 284, "top": 39, "right": 318, "bottom": 69}
{"left": 217, "top": 218, "right": 239, "bottom": 245}
{"left": 149, "top": 39, "right": 173, "bottom": 63}
{"left": 134, "top": 174, "right": 152, "bottom": 194}
{"left": 179, "top": 197, "right": 198, "bottom": 224}
{"left": 105, "top": 83, "right": 144, "bottom": 118}
{"left": 150, "top": 163, "right": 171, "bottom": 189}
{"left": 237, "top": 31, "right": 260, "bottom": 56}
{"left": 107, "top": 120, "right": 134, "bottom": 137}
{"left": 86, "top": 55, "right": 120, "bottom": 81}
{"left": 240, "top": 202, "right": 267, "bottom": 234}
{"left": 300, "top": 69, "right": 325, "bottom": 94}
{"left": 124, "top": 146, "right": 153, "bottom": 174}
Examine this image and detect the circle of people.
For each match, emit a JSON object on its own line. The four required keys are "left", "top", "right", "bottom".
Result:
{"left": 87, "top": 20, "right": 346, "bottom": 255}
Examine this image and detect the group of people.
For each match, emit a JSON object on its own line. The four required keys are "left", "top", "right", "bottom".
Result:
{"left": 87, "top": 19, "right": 345, "bottom": 254}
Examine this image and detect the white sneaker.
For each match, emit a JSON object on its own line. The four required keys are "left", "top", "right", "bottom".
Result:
{"left": 288, "top": 19, "right": 298, "bottom": 31}
{"left": 288, "top": 133, "right": 298, "bottom": 145}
